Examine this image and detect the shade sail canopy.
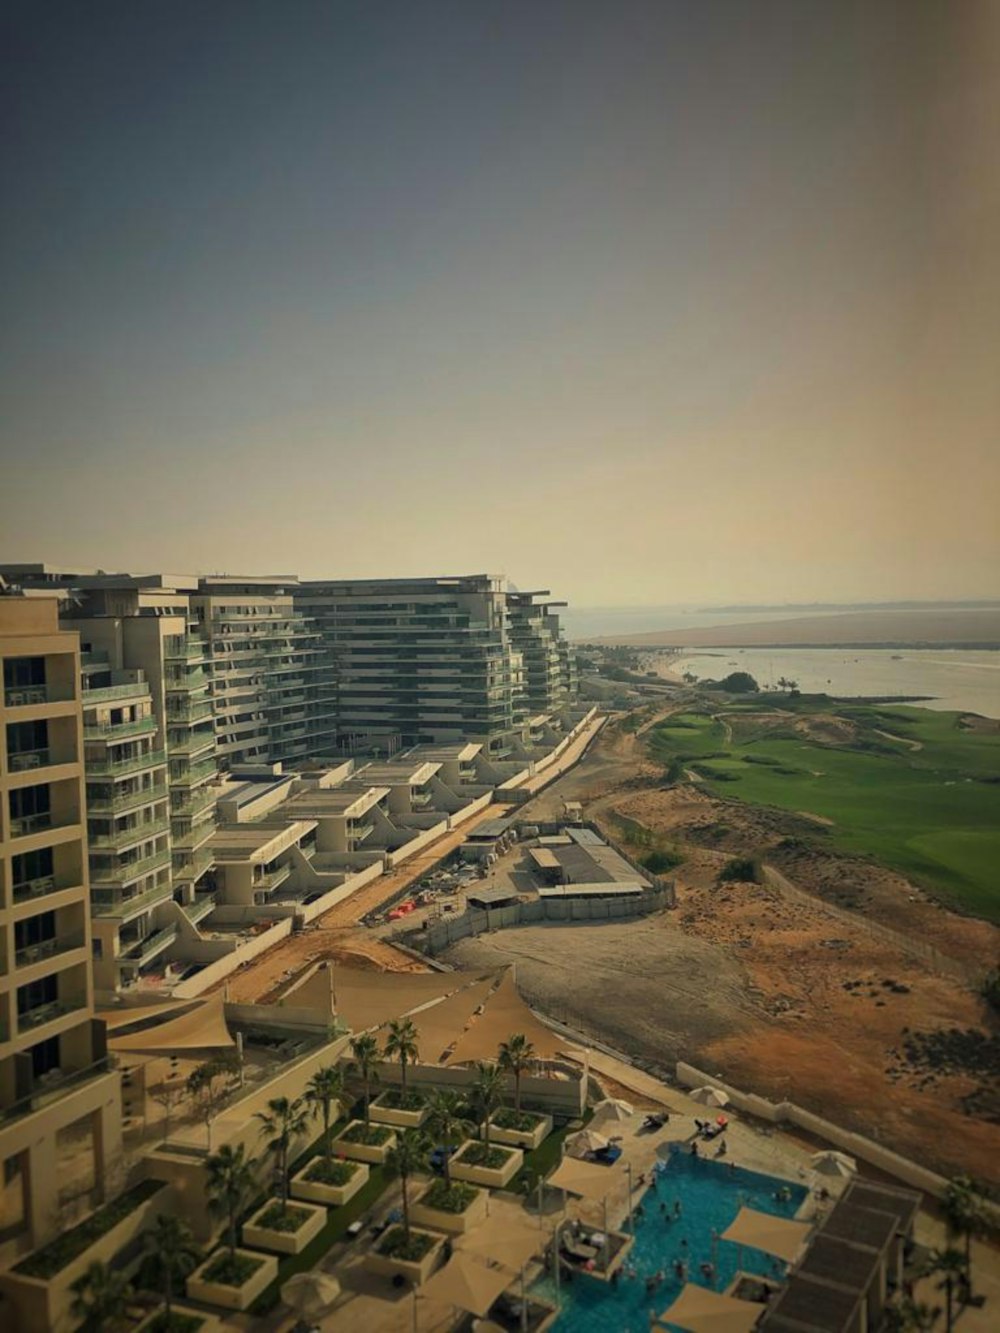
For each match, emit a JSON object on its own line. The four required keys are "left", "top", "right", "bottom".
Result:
{"left": 720, "top": 1207, "right": 811, "bottom": 1263}
{"left": 657, "top": 1282, "right": 762, "bottom": 1332}
{"left": 409, "top": 974, "right": 501, "bottom": 1064}
{"left": 455, "top": 1214, "right": 542, "bottom": 1271}
{"left": 689, "top": 1086, "right": 730, "bottom": 1107}
{"left": 108, "top": 993, "right": 235, "bottom": 1056}
{"left": 565, "top": 1128, "right": 609, "bottom": 1157}
{"left": 419, "top": 1252, "right": 512, "bottom": 1316}
{"left": 285, "top": 962, "right": 480, "bottom": 1032}
{"left": 280, "top": 1271, "right": 341, "bottom": 1316}
{"left": 446, "top": 968, "right": 572, "bottom": 1065}
{"left": 548, "top": 1156, "right": 623, "bottom": 1200}
{"left": 810, "top": 1150, "right": 857, "bottom": 1176}
{"left": 592, "top": 1097, "right": 634, "bottom": 1122}
{"left": 97, "top": 999, "right": 195, "bottom": 1031}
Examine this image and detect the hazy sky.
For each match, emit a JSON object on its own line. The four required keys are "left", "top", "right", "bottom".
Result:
{"left": 2, "top": 1, "right": 997, "bottom": 607}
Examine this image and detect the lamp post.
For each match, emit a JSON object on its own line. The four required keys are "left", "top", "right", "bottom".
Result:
{"left": 625, "top": 1162, "right": 634, "bottom": 1234}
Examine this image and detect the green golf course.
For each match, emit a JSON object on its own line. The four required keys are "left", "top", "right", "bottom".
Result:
{"left": 647, "top": 700, "right": 1000, "bottom": 921}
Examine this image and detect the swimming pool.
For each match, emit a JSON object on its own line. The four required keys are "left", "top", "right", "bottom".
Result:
{"left": 537, "top": 1151, "right": 808, "bottom": 1333}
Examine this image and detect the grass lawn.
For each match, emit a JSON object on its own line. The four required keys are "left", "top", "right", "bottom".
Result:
{"left": 510, "top": 1109, "right": 593, "bottom": 1194}
{"left": 648, "top": 704, "right": 1000, "bottom": 920}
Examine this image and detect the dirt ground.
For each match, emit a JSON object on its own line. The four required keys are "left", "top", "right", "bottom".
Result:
{"left": 444, "top": 719, "right": 1000, "bottom": 1186}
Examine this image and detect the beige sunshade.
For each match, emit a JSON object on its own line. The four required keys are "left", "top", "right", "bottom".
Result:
{"left": 97, "top": 999, "right": 195, "bottom": 1031}
{"left": 548, "top": 1156, "right": 623, "bottom": 1200}
{"left": 720, "top": 1207, "right": 811, "bottom": 1263}
{"left": 298, "top": 964, "right": 480, "bottom": 1032}
{"left": 408, "top": 974, "right": 501, "bottom": 1064}
{"left": 454, "top": 1213, "right": 542, "bottom": 1271}
{"left": 419, "top": 1252, "right": 512, "bottom": 1316}
{"left": 657, "top": 1282, "right": 763, "bottom": 1332}
{"left": 108, "top": 992, "right": 235, "bottom": 1055}
{"left": 445, "top": 968, "right": 573, "bottom": 1065}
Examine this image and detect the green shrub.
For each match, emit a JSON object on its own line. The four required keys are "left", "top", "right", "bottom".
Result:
{"left": 493, "top": 1107, "right": 543, "bottom": 1132}
{"left": 340, "top": 1122, "right": 392, "bottom": 1145}
{"left": 641, "top": 848, "right": 682, "bottom": 874}
{"left": 252, "top": 1202, "right": 313, "bottom": 1233}
{"left": 459, "top": 1143, "right": 513, "bottom": 1169}
{"left": 375, "top": 1087, "right": 426, "bottom": 1111}
{"left": 201, "top": 1251, "right": 263, "bottom": 1286}
{"left": 146, "top": 1314, "right": 205, "bottom": 1333}
{"left": 420, "top": 1179, "right": 480, "bottom": 1213}
{"left": 304, "top": 1158, "right": 359, "bottom": 1186}
{"left": 13, "top": 1180, "right": 166, "bottom": 1278}
{"left": 717, "top": 857, "right": 762, "bottom": 884}
{"left": 378, "top": 1226, "right": 436, "bottom": 1261}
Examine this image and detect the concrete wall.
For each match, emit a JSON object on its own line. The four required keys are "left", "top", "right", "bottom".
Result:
{"left": 170, "top": 918, "right": 294, "bottom": 998}
{"left": 674, "top": 1061, "right": 962, "bottom": 1204}
{"left": 410, "top": 885, "right": 673, "bottom": 956}
{"left": 383, "top": 819, "right": 449, "bottom": 869}
{"left": 376, "top": 1060, "right": 586, "bottom": 1119}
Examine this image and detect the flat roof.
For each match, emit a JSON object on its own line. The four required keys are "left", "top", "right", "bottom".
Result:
{"left": 840, "top": 1180, "right": 920, "bottom": 1233}
{"left": 282, "top": 786, "right": 389, "bottom": 817}
{"left": 538, "top": 881, "right": 645, "bottom": 898}
{"left": 210, "top": 819, "right": 316, "bottom": 862}
{"left": 409, "top": 742, "right": 482, "bottom": 762}
{"left": 529, "top": 848, "right": 561, "bottom": 870}
{"left": 796, "top": 1233, "right": 883, "bottom": 1293}
{"left": 760, "top": 1273, "right": 863, "bottom": 1333}
{"left": 466, "top": 816, "right": 519, "bottom": 840}
{"left": 820, "top": 1203, "right": 900, "bottom": 1252}
{"left": 356, "top": 760, "right": 440, "bottom": 785}
{"left": 467, "top": 887, "right": 521, "bottom": 907}
{"left": 220, "top": 778, "right": 294, "bottom": 810}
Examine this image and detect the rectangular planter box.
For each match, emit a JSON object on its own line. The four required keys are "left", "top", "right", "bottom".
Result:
{"left": 488, "top": 1112, "right": 553, "bottom": 1150}
{"left": 186, "top": 1249, "right": 278, "bottom": 1313}
{"left": 242, "top": 1199, "right": 326, "bottom": 1255}
{"left": 331, "top": 1120, "right": 396, "bottom": 1164}
{"left": 370, "top": 1093, "right": 429, "bottom": 1128}
{"left": 135, "top": 1304, "right": 224, "bottom": 1333}
{"left": 291, "top": 1159, "right": 369, "bottom": 1207}
{"left": 450, "top": 1143, "right": 524, "bottom": 1189}
{"left": 410, "top": 1185, "right": 488, "bottom": 1236}
{"left": 366, "top": 1230, "right": 444, "bottom": 1286}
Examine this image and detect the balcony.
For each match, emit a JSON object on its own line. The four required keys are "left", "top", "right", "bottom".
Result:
{"left": 167, "top": 732, "right": 215, "bottom": 757}
{"left": 89, "top": 847, "right": 171, "bottom": 887}
{"left": 82, "top": 682, "right": 150, "bottom": 704}
{"left": 4, "top": 685, "right": 49, "bottom": 707}
{"left": 15, "top": 930, "right": 86, "bottom": 969}
{"left": 12, "top": 874, "right": 62, "bottom": 904}
{"left": 8, "top": 748, "right": 56, "bottom": 773}
{"left": 183, "top": 893, "right": 216, "bottom": 925}
{"left": 86, "top": 749, "right": 166, "bottom": 778}
{"left": 255, "top": 865, "right": 291, "bottom": 893}
{"left": 348, "top": 822, "right": 375, "bottom": 843}
{"left": 170, "top": 788, "right": 216, "bottom": 818}
{"left": 87, "top": 816, "right": 170, "bottom": 851}
{"left": 173, "top": 847, "right": 214, "bottom": 881}
{"left": 84, "top": 717, "right": 158, "bottom": 741}
{"left": 18, "top": 995, "right": 87, "bottom": 1034}
{"left": 170, "top": 758, "right": 217, "bottom": 787}
{"left": 166, "top": 698, "right": 213, "bottom": 722}
{"left": 170, "top": 818, "right": 215, "bottom": 851}
{"left": 165, "top": 641, "right": 207, "bottom": 661}
{"left": 92, "top": 879, "right": 174, "bottom": 920}
{"left": 119, "top": 924, "right": 178, "bottom": 969}
{"left": 86, "top": 783, "right": 168, "bottom": 815}
{"left": 8, "top": 811, "right": 56, "bottom": 838}
{"left": 0, "top": 1057, "right": 115, "bottom": 1129}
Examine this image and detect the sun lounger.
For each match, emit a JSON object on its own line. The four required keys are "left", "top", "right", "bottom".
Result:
{"left": 562, "top": 1237, "right": 600, "bottom": 1262}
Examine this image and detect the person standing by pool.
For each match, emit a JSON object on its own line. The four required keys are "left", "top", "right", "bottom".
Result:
{"left": 674, "top": 1200, "right": 683, "bottom": 1218}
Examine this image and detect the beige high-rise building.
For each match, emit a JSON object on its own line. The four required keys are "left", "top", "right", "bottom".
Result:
{"left": 0, "top": 598, "right": 121, "bottom": 1266}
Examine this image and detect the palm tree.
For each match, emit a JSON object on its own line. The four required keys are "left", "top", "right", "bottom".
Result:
{"left": 924, "top": 1247, "right": 967, "bottom": 1332}
{"left": 143, "top": 1213, "right": 200, "bottom": 1322}
{"left": 470, "top": 1061, "right": 505, "bottom": 1148}
{"left": 70, "top": 1261, "right": 131, "bottom": 1333}
{"left": 205, "top": 1142, "right": 256, "bottom": 1261}
{"left": 255, "top": 1095, "right": 311, "bottom": 1212}
{"left": 306, "top": 1064, "right": 344, "bottom": 1161}
{"left": 350, "top": 1032, "right": 380, "bottom": 1124}
{"left": 941, "top": 1174, "right": 985, "bottom": 1292}
{"left": 384, "top": 1018, "right": 419, "bottom": 1094}
{"left": 385, "top": 1128, "right": 430, "bottom": 1244}
{"left": 424, "top": 1089, "right": 473, "bottom": 1185}
{"left": 498, "top": 1033, "right": 535, "bottom": 1112}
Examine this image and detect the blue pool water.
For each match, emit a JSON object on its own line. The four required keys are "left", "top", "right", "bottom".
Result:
{"left": 538, "top": 1151, "right": 808, "bottom": 1333}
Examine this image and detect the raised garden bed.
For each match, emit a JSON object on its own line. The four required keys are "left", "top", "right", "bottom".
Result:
{"left": 331, "top": 1119, "right": 397, "bottom": 1163}
{"left": 13, "top": 1179, "right": 167, "bottom": 1279}
{"left": 488, "top": 1109, "right": 553, "bottom": 1150}
{"left": 366, "top": 1226, "right": 443, "bottom": 1286}
{"left": 410, "top": 1179, "right": 488, "bottom": 1235}
{"left": 186, "top": 1249, "right": 278, "bottom": 1312}
{"left": 136, "top": 1306, "right": 218, "bottom": 1333}
{"left": 242, "top": 1199, "right": 326, "bottom": 1256}
{"left": 370, "top": 1087, "right": 429, "bottom": 1127}
{"left": 450, "top": 1140, "right": 523, "bottom": 1189}
{"left": 291, "top": 1156, "right": 369, "bottom": 1207}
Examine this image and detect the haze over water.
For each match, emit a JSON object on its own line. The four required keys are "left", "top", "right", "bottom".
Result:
{"left": 671, "top": 648, "right": 1000, "bottom": 719}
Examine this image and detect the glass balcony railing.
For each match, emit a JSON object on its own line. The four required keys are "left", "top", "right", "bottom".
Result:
{"left": 82, "top": 682, "right": 150, "bottom": 704}
{"left": 170, "top": 788, "right": 216, "bottom": 818}
{"left": 91, "top": 880, "right": 174, "bottom": 919}
{"left": 0, "top": 1058, "right": 115, "bottom": 1129}
{"left": 183, "top": 892, "right": 216, "bottom": 924}
{"left": 8, "top": 748, "right": 54, "bottom": 772}
{"left": 89, "top": 847, "right": 171, "bottom": 886}
{"left": 18, "top": 995, "right": 87, "bottom": 1033}
{"left": 85, "top": 749, "right": 166, "bottom": 778}
{"left": 119, "top": 924, "right": 178, "bottom": 968}
{"left": 4, "top": 685, "right": 49, "bottom": 707}
{"left": 85, "top": 784, "right": 168, "bottom": 815}
{"left": 12, "top": 874, "right": 61, "bottom": 903}
{"left": 15, "top": 930, "right": 87, "bottom": 969}
{"left": 8, "top": 811, "right": 56, "bottom": 837}
{"left": 84, "top": 717, "right": 158, "bottom": 741}
{"left": 169, "top": 758, "right": 217, "bottom": 786}
{"left": 167, "top": 732, "right": 215, "bottom": 757}
{"left": 173, "top": 848, "right": 214, "bottom": 881}
{"left": 166, "top": 698, "right": 213, "bottom": 722}
{"left": 87, "top": 816, "right": 170, "bottom": 851}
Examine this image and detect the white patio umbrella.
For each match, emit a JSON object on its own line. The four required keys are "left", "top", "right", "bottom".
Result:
{"left": 592, "top": 1097, "right": 634, "bottom": 1123}
{"left": 810, "top": 1150, "right": 857, "bottom": 1177}
{"left": 564, "top": 1127, "right": 609, "bottom": 1157}
{"left": 689, "top": 1086, "right": 730, "bottom": 1108}
{"left": 280, "top": 1271, "right": 341, "bottom": 1318}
